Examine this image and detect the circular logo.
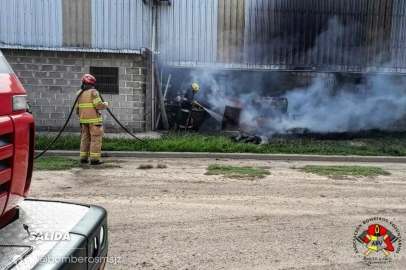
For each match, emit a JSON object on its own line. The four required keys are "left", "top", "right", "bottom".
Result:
{"left": 353, "top": 217, "right": 402, "bottom": 264}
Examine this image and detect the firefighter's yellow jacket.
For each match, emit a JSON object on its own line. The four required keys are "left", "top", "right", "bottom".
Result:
{"left": 75, "top": 88, "right": 108, "bottom": 123}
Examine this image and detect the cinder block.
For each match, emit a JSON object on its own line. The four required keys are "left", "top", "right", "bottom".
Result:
{"left": 48, "top": 72, "right": 62, "bottom": 79}
{"left": 119, "top": 74, "right": 132, "bottom": 81}
{"left": 30, "top": 106, "right": 40, "bottom": 113}
{"left": 118, "top": 115, "right": 132, "bottom": 121}
{"left": 118, "top": 88, "right": 133, "bottom": 95}
{"left": 34, "top": 58, "right": 47, "bottom": 64}
{"left": 55, "top": 79, "right": 69, "bottom": 86}
{"left": 113, "top": 60, "right": 132, "bottom": 67}
{"left": 55, "top": 93, "right": 71, "bottom": 100}
{"left": 62, "top": 59, "right": 76, "bottom": 65}
{"left": 19, "top": 57, "right": 34, "bottom": 64}
{"left": 41, "top": 65, "right": 54, "bottom": 71}
{"left": 63, "top": 86, "right": 79, "bottom": 93}
{"left": 126, "top": 95, "right": 139, "bottom": 102}
{"left": 125, "top": 81, "right": 140, "bottom": 88}
{"left": 102, "top": 60, "right": 112, "bottom": 66}
{"left": 133, "top": 89, "right": 145, "bottom": 95}
{"left": 35, "top": 112, "right": 50, "bottom": 120}
{"left": 132, "top": 101, "right": 144, "bottom": 108}
{"left": 35, "top": 86, "right": 48, "bottom": 92}
{"left": 51, "top": 113, "right": 65, "bottom": 120}
{"left": 25, "top": 78, "right": 40, "bottom": 85}
{"left": 27, "top": 91, "right": 41, "bottom": 99}
{"left": 33, "top": 71, "right": 47, "bottom": 78}
{"left": 56, "top": 52, "right": 71, "bottom": 58}
{"left": 42, "top": 119, "right": 57, "bottom": 127}
{"left": 125, "top": 68, "right": 140, "bottom": 74}
{"left": 41, "top": 78, "right": 54, "bottom": 86}
{"left": 62, "top": 73, "right": 76, "bottom": 79}
{"left": 42, "top": 51, "right": 56, "bottom": 58}
{"left": 56, "top": 66, "right": 68, "bottom": 72}
{"left": 69, "top": 66, "right": 84, "bottom": 72}
{"left": 25, "top": 64, "right": 39, "bottom": 71}
{"left": 75, "top": 59, "right": 84, "bottom": 66}
{"left": 127, "top": 121, "right": 142, "bottom": 128}
{"left": 132, "top": 61, "right": 144, "bottom": 68}
{"left": 112, "top": 54, "right": 127, "bottom": 60}
{"left": 119, "top": 67, "right": 126, "bottom": 75}
{"left": 131, "top": 55, "right": 142, "bottom": 61}
{"left": 10, "top": 50, "right": 26, "bottom": 57}
{"left": 26, "top": 50, "right": 42, "bottom": 57}
{"left": 110, "top": 108, "right": 127, "bottom": 115}
{"left": 18, "top": 71, "right": 33, "bottom": 78}
{"left": 41, "top": 106, "right": 56, "bottom": 113}
{"left": 119, "top": 101, "right": 133, "bottom": 108}
{"left": 53, "top": 100, "right": 65, "bottom": 107}
{"left": 48, "top": 58, "right": 62, "bottom": 65}
{"left": 132, "top": 115, "right": 145, "bottom": 121}
{"left": 34, "top": 119, "right": 43, "bottom": 126}
{"left": 42, "top": 92, "right": 56, "bottom": 100}
{"left": 49, "top": 86, "right": 63, "bottom": 92}
{"left": 132, "top": 75, "right": 144, "bottom": 81}
{"left": 55, "top": 119, "right": 70, "bottom": 127}
{"left": 12, "top": 63, "right": 25, "bottom": 70}
{"left": 112, "top": 95, "right": 126, "bottom": 101}
{"left": 56, "top": 106, "right": 71, "bottom": 114}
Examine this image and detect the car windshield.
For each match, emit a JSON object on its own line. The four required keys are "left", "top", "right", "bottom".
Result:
{"left": 0, "top": 52, "right": 14, "bottom": 74}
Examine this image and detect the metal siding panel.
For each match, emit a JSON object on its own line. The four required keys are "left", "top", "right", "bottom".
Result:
{"left": 391, "top": 0, "right": 406, "bottom": 68}
{"left": 0, "top": 0, "right": 62, "bottom": 47}
{"left": 91, "top": 0, "right": 147, "bottom": 50}
{"left": 157, "top": 0, "right": 218, "bottom": 65}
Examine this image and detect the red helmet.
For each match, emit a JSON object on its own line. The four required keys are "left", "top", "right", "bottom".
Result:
{"left": 82, "top": 74, "right": 96, "bottom": 85}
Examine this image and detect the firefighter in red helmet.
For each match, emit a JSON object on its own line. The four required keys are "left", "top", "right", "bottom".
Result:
{"left": 75, "top": 74, "right": 109, "bottom": 165}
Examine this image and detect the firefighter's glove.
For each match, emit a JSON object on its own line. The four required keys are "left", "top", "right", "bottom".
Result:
{"left": 104, "top": 102, "right": 109, "bottom": 108}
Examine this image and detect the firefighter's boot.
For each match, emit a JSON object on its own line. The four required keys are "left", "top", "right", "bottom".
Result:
{"left": 90, "top": 160, "right": 104, "bottom": 165}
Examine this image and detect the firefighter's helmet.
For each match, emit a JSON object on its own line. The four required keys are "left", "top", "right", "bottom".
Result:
{"left": 82, "top": 74, "right": 96, "bottom": 85}
{"left": 191, "top": 83, "right": 199, "bottom": 91}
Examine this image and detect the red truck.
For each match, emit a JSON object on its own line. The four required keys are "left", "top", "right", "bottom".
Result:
{"left": 0, "top": 51, "right": 109, "bottom": 270}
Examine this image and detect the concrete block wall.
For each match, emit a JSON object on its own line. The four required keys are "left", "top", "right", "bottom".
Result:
{"left": 1, "top": 49, "right": 151, "bottom": 133}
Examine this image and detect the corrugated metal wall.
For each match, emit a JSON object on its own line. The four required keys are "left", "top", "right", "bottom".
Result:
{"left": 244, "top": 0, "right": 373, "bottom": 68}
{"left": 63, "top": 0, "right": 92, "bottom": 47}
{"left": 156, "top": 0, "right": 218, "bottom": 64}
{"left": 390, "top": 0, "right": 406, "bottom": 69}
{"left": 2, "top": 0, "right": 406, "bottom": 71}
{"left": 91, "top": 0, "right": 151, "bottom": 50}
{"left": 0, "top": 0, "right": 63, "bottom": 47}
{"left": 243, "top": 0, "right": 404, "bottom": 70}
{"left": 217, "top": 0, "right": 245, "bottom": 63}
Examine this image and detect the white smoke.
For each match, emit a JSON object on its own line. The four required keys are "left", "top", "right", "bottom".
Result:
{"left": 178, "top": 17, "right": 406, "bottom": 135}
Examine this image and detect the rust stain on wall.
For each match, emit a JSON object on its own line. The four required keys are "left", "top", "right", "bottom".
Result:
{"left": 217, "top": 0, "right": 245, "bottom": 63}
{"left": 62, "top": 0, "right": 92, "bottom": 47}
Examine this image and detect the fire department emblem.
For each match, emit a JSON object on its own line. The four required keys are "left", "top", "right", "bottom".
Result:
{"left": 353, "top": 217, "right": 402, "bottom": 264}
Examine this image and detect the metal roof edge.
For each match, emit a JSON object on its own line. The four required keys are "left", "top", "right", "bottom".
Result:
{"left": 0, "top": 44, "right": 141, "bottom": 54}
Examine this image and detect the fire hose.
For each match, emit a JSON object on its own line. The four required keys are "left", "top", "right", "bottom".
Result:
{"left": 34, "top": 90, "right": 148, "bottom": 160}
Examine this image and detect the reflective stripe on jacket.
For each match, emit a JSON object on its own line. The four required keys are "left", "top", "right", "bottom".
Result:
{"left": 75, "top": 88, "right": 108, "bottom": 124}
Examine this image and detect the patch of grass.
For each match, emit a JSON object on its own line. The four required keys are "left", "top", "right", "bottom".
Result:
{"left": 156, "top": 163, "right": 167, "bottom": 169}
{"left": 34, "top": 157, "right": 121, "bottom": 171}
{"left": 35, "top": 130, "right": 406, "bottom": 156}
{"left": 298, "top": 165, "right": 391, "bottom": 178}
{"left": 206, "top": 164, "right": 270, "bottom": 180}
{"left": 138, "top": 164, "right": 154, "bottom": 170}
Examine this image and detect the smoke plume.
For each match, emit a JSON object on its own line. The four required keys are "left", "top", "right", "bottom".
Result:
{"left": 182, "top": 17, "right": 406, "bottom": 135}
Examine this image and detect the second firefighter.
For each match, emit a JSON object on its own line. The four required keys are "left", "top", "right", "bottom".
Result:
{"left": 179, "top": 83, "right": 201, "bottom": 130}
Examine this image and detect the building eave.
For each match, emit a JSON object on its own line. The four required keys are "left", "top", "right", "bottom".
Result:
{"left": 0, "top": 44, "right": 141, "bottom": 54}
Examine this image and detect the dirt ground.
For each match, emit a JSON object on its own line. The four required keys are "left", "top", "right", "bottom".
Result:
{"left": 29, "top": 158, "right": 406, "bottom": 269}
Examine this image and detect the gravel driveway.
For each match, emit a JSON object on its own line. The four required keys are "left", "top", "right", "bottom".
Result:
{"left": 29, "top": 158, "right": 406, "bottom": 269}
